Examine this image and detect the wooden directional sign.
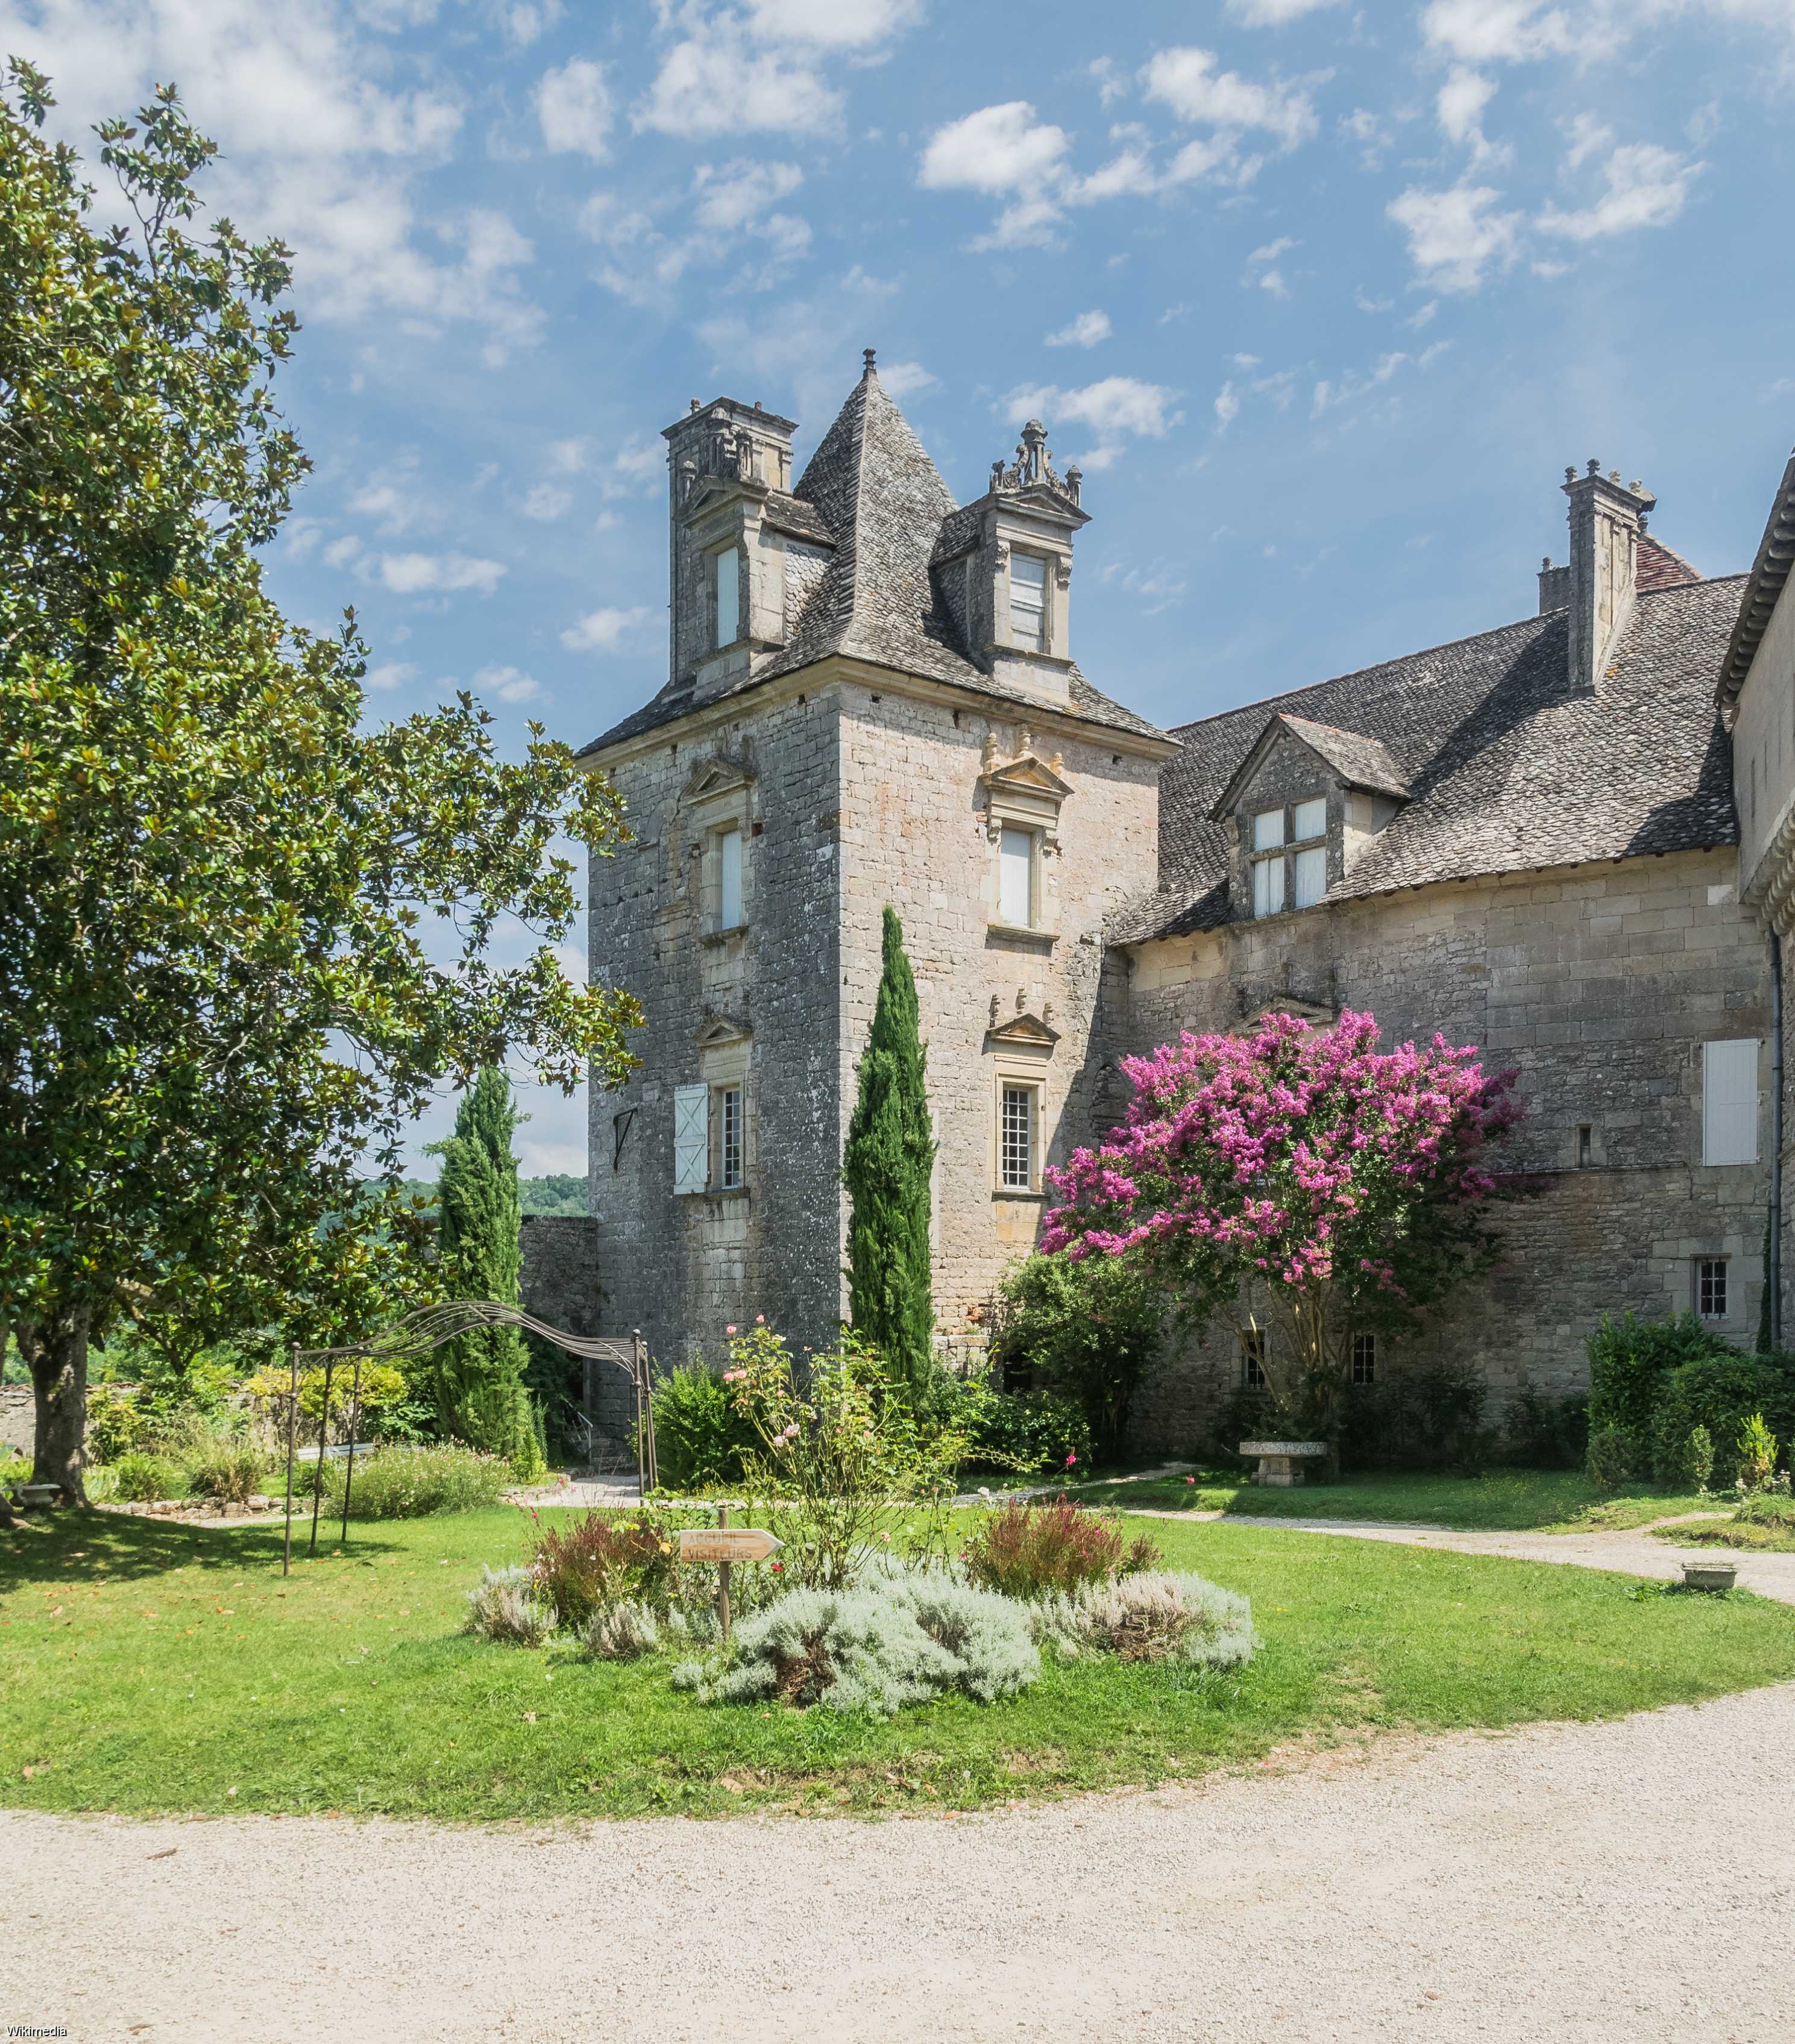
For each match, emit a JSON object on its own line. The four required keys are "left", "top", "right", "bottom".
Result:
{"left": 679, "top": 1527, "right": 784, "bottom": 1565}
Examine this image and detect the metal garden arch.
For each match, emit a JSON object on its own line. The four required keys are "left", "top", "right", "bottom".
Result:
{"left": 280, "top": 1302, "right": 655, "bottom": 1575}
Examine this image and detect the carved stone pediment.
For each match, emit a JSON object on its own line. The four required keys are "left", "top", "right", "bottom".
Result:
{"left": 695, "top": 1010, "right": 752, "bottom": 1050}
{"left": 681, "top": 754, "right": 755, "bottom": 807}
{"left": 1230, "top": 996, "right": 1336, "bottom": 1035}
{"left": 982, "top": 752, "right": 1073, "bottom": 803}
{"left": 985, "top": 1011, "right": 1060, "bottom": 1050}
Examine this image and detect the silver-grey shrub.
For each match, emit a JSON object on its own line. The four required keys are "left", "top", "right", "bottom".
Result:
{"left": 1034, "top": 1570, "right": 1256, "bottom": 1669}
{"left": 464, "top": 1564, "right": 556, "bottom": 1646}
{"left": 582, "top": 1598, "right": 661, "bottom": 1661}
{"left": 673, "top": 1563, "right": 1040, "bottom": 1716}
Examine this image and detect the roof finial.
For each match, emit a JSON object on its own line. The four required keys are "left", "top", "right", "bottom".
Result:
{"left": 863, "top": 347, "right": 877, "bottom": 377}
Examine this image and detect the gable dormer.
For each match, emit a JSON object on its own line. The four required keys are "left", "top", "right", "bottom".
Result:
{"left": 932, "top": 420, "right": 1088, "bottom": 709}
{"left": 662, "top": 396, "right": 803, "bottom": 693}
{"left": 1212, "top": 713, "right": 1408, "bottom": 921}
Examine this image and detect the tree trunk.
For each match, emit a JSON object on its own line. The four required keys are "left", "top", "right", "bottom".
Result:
{"left": 17, "top": 1307, "right": 90, "bottom": 1503}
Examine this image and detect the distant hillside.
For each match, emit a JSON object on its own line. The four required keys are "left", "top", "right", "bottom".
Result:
{"left": 378, "top": 1174, "right": 588, "bottom": 1219}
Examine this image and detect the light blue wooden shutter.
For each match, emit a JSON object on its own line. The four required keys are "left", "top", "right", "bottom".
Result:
{"left": 673, "top": 1083, "right": 709, "bottom": 1192}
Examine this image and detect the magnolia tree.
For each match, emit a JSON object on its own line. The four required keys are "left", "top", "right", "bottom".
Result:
{"left": 1040, "top": 1011, "right": 1525, "bottom": 1434}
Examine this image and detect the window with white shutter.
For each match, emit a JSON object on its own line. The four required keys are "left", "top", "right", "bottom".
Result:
{"left": 714, "top": 547, "right": 740, "bottom": 649}
{"left": 1294, "top": 845, "right": 1328, "bottom": 909}
{"left": 716, "top": 825, "right": 743, "bottom": 931}
{"left": 673, "top": 1083, "right": 709, "bottom": 1193}
{"left": 1009, "top": 553, "right": 1047, "bottom": 650}
{"left": 999, "top": 826, "right": 1033, "bottom": 927}
{"left": 1702, "top": 1038, "right": 1759, "bottom": 1166}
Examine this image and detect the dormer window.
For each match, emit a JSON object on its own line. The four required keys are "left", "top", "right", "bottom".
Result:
{"left": 1251, "top": 798, "right": 1330, "bottom": 917}
{"left": 713, "top": 545, "right": 740, "bottom": 649}
{"left": 1009, "top": 553, "right": 1048, "bottom": 651}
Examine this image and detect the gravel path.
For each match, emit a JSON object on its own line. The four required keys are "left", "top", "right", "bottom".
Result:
{"left": 5, "top": 1683, "right": 1794, "bottom": 2043}
{"left": 1176, "top": 1511, "right": 1795, "bottom": 1606}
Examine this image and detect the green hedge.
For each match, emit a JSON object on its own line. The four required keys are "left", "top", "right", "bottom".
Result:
{"left": 1585, "top": 1312, "right": 1795, "bottom": 1485}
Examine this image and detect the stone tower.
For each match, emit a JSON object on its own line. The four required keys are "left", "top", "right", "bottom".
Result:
{"left": 575, "top": 356, "right": 1172, "bottom": 1382}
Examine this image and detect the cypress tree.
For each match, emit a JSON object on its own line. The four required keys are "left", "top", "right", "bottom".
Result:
{"left": 433, "top": 1067, "right": 544, "bottom": 1476}
{"left": 844, "top": 907, "right": 937, "bottom": 1398}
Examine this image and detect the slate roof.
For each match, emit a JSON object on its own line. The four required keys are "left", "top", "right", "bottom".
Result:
{"left": 578, "top": 366, "right": 1165, "bottom": 756}
{"left": 1218, "top": 713, "right": 1410, "bottom": 814}
{"left": 1112, "top": 571, "right": 1743, "bottom": 944}
{"left": 1717, "top": 448, "right": 1795, "bottom": 715}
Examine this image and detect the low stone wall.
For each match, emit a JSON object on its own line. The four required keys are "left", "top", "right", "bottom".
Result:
{"left": 0, "top": 1384, "right": 31, "bottom": 1455}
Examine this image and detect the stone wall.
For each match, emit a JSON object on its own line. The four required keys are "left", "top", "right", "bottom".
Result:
{"left": 836, "top": 681, "right": 1163, "bottom": 1335}
{"left": 0, "top": 1384, "right": 30, "bottom": 1456}
{"left": 588, "top": 682, "right": 844, "bottom": 1368}
{"left": 1111, "top": 847, "right": 1772, "bottom": 1450}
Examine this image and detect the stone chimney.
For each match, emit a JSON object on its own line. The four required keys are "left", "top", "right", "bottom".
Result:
{"left": 661, "top": 395, "right": 798, "bottom": 691}
{"left": 1560, "top": 460, "right": 1655, "bottom": 691}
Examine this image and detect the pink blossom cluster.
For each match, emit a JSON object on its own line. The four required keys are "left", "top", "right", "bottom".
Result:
{"left": 1041, "top": 1009, "right": 1522, "bottom": 1307}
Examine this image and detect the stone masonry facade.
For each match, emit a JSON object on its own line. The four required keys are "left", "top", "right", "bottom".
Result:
{"left": 576, "top": 365, "right": 1775, "bottom": 1455}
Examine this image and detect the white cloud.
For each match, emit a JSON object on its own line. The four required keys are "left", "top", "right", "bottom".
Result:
{"left": 1045, "top": 310, "right": 1113, "bottom": 348}
{"left": 347, "top": 469, "right": 429, "bottom": 537}
{"left": 1420, "top": 0, "right": 1576, "bottom": 62}
{"left": 1537, "top": 142, "right": 1701, "bottom": 239}
{"left": 969, "top": 196, "right": 1066, "bottom": 252}
{"left": 1436, "top": 67, "right": 1509, "bottom": 166}
{"left": 561, "top": 606, "right": 654, "bottom": 653}
{"left": 547, "top": 437, "right": 592, "bottom": 475}
{"left": 474, "top": 663, "right": 544, "bottom": 704}
{"left": 1140, "top": 46, "right": 1322, "bottom": 153}
{"left": 521, "top": 483, "right": 572, "bottom": 522}
{"left": 1563, "top": 111, "right": 1615, "bottom": 171}
{"left": 1002, "top": 376, "right": 1183, "bottom": 439}
{"left": 376, "top": 553, "right": 508, "bottom": 597}
{"left": 497, "top": 2, "right": 563, "bottom": 47}
{"left": 740, "top": 0, "right": 925, "bottom": 46}
{"left": 1387, "top": 183, "right": 1523, "bottom": 293}
{"left": 1259, "top": 269, "right": 1289, "bottom": 299}
{"left": 1354, "top": 286, "right": 1394, "bottom": 312}
{"left": 605, "top": 437, "right": 665, "bottom": 498}
{"left": 1339, "top": 107, "right": 1394, "bottom": 168}
{"left": 635, "top": 29, "right": 842, "bottom": 138}
{"left": 536, "top": 57, "right": 612, "bottom": 160}
{"left": 877, "top": 360, "right": 937, "bottom": 399}
{"left": 1089, "top": 56, "right": 1128, "bottom": 108}
{"left": 919, "top": 102, "right": 1070, "bottom": 193}
{"left": 0, "top": 0, "right": 561, "bottom": 364}
{"left": 692, "top": 158, "right": 804, "bottom": 230}
{"left": 363, "top": 660, "right": 417, "bottom": 692}
{"left": 1228, "top": 0, "right": 1340, "bottom": 20}
{"left": 1214, "top": 380, "right": 1240, "bottom": 430}
{"left": 1099, "top": 559, "right": 1188, "bottom": 612}
{"left": 1248, "top": 236, "right": 1297, "bottom": 265}
{"left": 1075, "top": 444, "right": 1125, "bottom": 471}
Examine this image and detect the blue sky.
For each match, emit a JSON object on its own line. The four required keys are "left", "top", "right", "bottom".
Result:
{"left": 7, "top": 0, "right": 1793, "bottom": 1172}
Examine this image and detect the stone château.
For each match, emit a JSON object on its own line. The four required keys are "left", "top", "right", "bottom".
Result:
{"left": 572, "top": 352, "right": 1781, "bottom": 1450}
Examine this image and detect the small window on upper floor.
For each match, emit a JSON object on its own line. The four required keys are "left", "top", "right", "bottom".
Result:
{"left": 1250, "top": 797, "right": 1331, "bottom": 918}
{"left": 714, "top": 545, "right": 740, "bottom": 650}
{"left": 999, "top": 1082, "right": 1037, "bottom": 1191}
{"left": 1350, "top": 1332, "right": 1377, "bottom": 1385}
{"left": 1696, "top": 1256, "right": 1728, "bottom": 1321}
{"left": 1009, "top": 553, "right": 1048, "bottom": 651}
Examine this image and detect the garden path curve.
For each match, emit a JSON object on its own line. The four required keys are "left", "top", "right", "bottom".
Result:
{"left": 1137, "top": 1510, "right": 1795, "bottom": 1606}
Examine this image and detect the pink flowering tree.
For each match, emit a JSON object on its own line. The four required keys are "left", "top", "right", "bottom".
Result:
{"left": 1040, "top": 1011, "right": 1526, "bottom": 1434}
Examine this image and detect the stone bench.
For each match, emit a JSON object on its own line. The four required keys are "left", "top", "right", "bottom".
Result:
{"left": 1239, "top": 1441, "right": 1330, "bottom": 1488}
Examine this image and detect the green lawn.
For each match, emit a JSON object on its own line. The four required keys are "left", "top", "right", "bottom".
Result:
{"left": 4, "top": 1502, "right": 1794, "bottom": 1821}
{"left": 1068, "top": 1468, "right": 1720, "bottom": 1532}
